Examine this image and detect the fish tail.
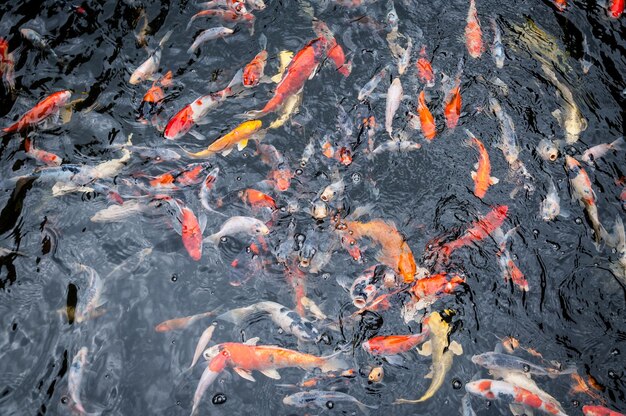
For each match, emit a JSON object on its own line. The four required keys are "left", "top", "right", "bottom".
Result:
{"left": 320, "top": 350, "right": 349, "bottom": 372}
{"left": 610, "top": 136, "right": 624, "bottom": 151}
{"left": 216, "top": 306, "right": 254, "bottom": 325}
{"left": 203, "top": 233, "right": 221, "bottom": 245}
{"left": 159, "top": 30, "right": 173, "bottom": 49}
{"left": 258, "top": 33, "right": 267, "bottom": 50}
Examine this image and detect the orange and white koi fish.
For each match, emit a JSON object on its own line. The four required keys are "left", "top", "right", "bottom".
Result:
{"left": 465, "top": 129, "right": 498, "bottom": 199}
{"left": 24, "top": 137, "right": 62, "bottom": 166}
{"left": 129, "top": 30, "right": 172, "bottom": 85}
{"left": 138, "top": 70, "right": 173, "bottom": 128}
{"left": 440, "top": 205, "right": 508, "bottom": 258}
{"left": 465, "top": 0, "right": 483, "bottom": 58}
{"left": 416, "top": 45, "right": 435, "bottom": 87}
{"left": 182, "top": 120, "right": 263, "bottom": 158}
{"left": 466, "top": 379, "right": 567, "bottom": 416}
{"left": 338, "top": 218, "right": 416, "bottom": 283}
{"left": 148, "top": 162, "right": 212, "bottom": 189}
{"left": 243, "top": 35, "right": 268, "bottom": 88}
{"left": 405, "top": 273, "right": 465, "bottom": 316}
{"left": 608, "top": 0, "right": 624, "bottom": 18}
{"left": 418, "top": 91, "right": 436, "bottom": 140}
{"left": 565, "top": 155, "right": 607, "bottom": 244}
{"left": 3, "top": 90, "right": 72, "bottom": 134}
{"left": 192, "top": 339, "right": 347, "bottom": 414}
{"left": 164, "top": 69, "right": 242, "bottom": 140}
{"left": 362, "top": 329, "right": 430, "bottom": 356}
{"left": 583, "top": 405, "right": 624, "bottom": 416}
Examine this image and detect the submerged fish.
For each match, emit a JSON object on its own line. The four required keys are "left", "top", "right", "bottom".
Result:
{"left": 3, "top": 90, "right": 72, "bottom": 134}
{"left": 204, "top": 216, "right": 269, "bottom": 244}
{"left": 385, "top": 77, "right": 403, "bottom": 138}
{"left": 188, "top": 27, "right": 234, "bottom": 54}
{"left": 68, "top": 347, "right": 89, "bottom": 414}
{"left": 283, "top": 390, "right": 376, "bottom": 414}
{"left": 465, "top": 129, "right": 498, "bottom": 199}
{"left": 130, "top": 30, "right": 172, "bottom": 85}
{"left": 472, "top": 352, "right": 575, "bottom": 377}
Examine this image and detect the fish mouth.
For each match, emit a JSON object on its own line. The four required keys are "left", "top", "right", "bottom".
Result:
{"left": 353, "top": 297, "right": 367, "bottom": 308}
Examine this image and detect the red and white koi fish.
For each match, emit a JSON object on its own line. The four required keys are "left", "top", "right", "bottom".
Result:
{"left": 138, "top": 70, "right": 173, "bottom": 129}
{"left": 24, "top": 137, "right": 62, "bottom": 166}
{"left": 3, "top": 90, "right": 72, "bottom": 134}
{"left": 583, "top": 405, "right": 625, "bottom": 416}
{"left": 243, "top": 35, "right": 268, "bottom": 88}
{"left": 440, "top": 205, "right": 508, "bottom": 258}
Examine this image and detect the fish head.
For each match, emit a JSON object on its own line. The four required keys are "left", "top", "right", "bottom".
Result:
{"left": 202, "top": 345, "right": 221, "bottom": 362}
{"left": 254, "top": 222, "right": 270, "bottom": 236}
{"left": 368, "top": 366, "right": 384, "bottom": 382}
{"left": 282, "top": 395, "right": 296, "bottom": 406}
{"left": 465, "top": 380, "right": 495, "bottom": 399}
{"left": 248, "top": 0, "right": 266, "bottom": 10}
{"left": 311, "top": 200, "right": 329, "bottom": 219}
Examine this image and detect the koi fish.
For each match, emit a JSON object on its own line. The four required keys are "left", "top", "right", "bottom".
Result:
{"left": 583, "top": 405, "right": 625, "bottom": 416}
{"left": 188, "top": 27, "right": 234, "bottom": 54}
{"left": 358, "top": 66, "right": 388, "bottom": 101}
{"left": 257, "top": 142, "right": 292, "bottom": 192}
{"left": 217, "top": 301, "right": 321, "bottom": 342}
{"left": 243, "top": 34, "right": 268, "bottom": 88}
{"left": 610, "top": 216, "right": 625, "bottom": 281}
{"left": 129, "top": 30, "right": 172, "bottom": 85}
{"left": 204, "top": 216, "right": 269, "bottom": 244}
{"left": 23, "top": 137, "right": 62, "bottom": 166}
{"left": 466, "top": 379, "right": 567, "bottom": 416}
{"left": 182, "top": 120, "right": 263, "bottom": 158}
{"left": 340, "top": 218, "right": 416, "bottom": 283}
{"left": 164, "top": 69, "right": 243, "bottom": 140}
{"left": 189, "top": 324, "right": 216, "bottom": 369}
{"left": 68, "top": 347, "right": 89, "bottom": 414}
{"left": 283, "top": 390, "right": 376, "bottom": 414}
{"left": 465, "top": 129, "right": 498, "bottom": 199}
{"left": 197, "top": 0, "right": 248, "bottom": 13}
{"left": 3, "top": 90, "right": 72, "bottom": 134}
{"left": 20, "top": 28, "right": 60, "bottom": 62}
{"left": 540, "top": 179, "right": 566, "bottom": 221}
{"left": 418, "top": 91, "right": 436, "bottom": 140}
{"left": 385, "top": 77, "right": 403, "bottom": 138}
{"left": 0, "top": 37, "right": 16, "bottom": 91}
{"left": 371, "top": 139, "right": 421, "bottom": 155}
{"left": 580, "top": 137, "right": 624, "bottom": 166}
{"left": 440, "top": 205, "right": 508, "bottom": 258}
{"left": 565, "top": 155, "right": 607, "bottom": 244}
{"left": 491, "top": 17, "right": 504, "bottom": 68}
{"left": 154, "top": 308, "right": 221, "bottom": 332}
{"left": 148, "top": 162, "right": 211, "bottom": 189}
{"left": 240, "top": 188, "right": 276, "bottom": 210}
{"left": 270, "top": 50, "right": 294, "bottom": 83}
{"left": 472, "top": 352, "right": 576, "bottom": 377}
{"left": 416, "top": 45, "right": 435, "bottom": 87}
{"left": 553, "top": 0, "right": 567, "bottom": 11}
{"left": 395, "top": 311, "right": 463, "bottom": 403}
{"left": 189, "top": 9, "right": 255, "bottom": 26}
{"left": 536, "top": 138, "right": 559, "bottom": 162}
{"left": 348, "top": 264, "right": 399, "bottom": 308}
{"left": 251, "top": 34, "right": 334, "bottom": 116}
{"left": 268, "top": 90, "right": 302, "bottom": 129}
{"left": 138, "top": 70, "right": 173, "bottom": 127}
{"left": 608, "top": 0, "right": 624, "bottom": 18}
{"left": 362, "top": 329, "right": 430, "bottom": 356}
{"left": 74, "top": 264, "right": 104, "bottom": 323}
{"left": 403, "top": 273, "right": 465, "bottom": 320}
{"left": 162, "top": 198, "right": 205, "bottom": 261}
{"left": 465, "top": 0, "right": 483, "bottom": 58}
{"left": 369, "top": 366, "right": 384, "bottom": 383}
{"left": 443, "top": 74, "right": 462, "bottom": 130}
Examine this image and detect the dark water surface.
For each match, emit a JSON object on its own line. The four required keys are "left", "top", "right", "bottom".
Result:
{"left": 0, "top": 0, "right": 625, "bottom": 415}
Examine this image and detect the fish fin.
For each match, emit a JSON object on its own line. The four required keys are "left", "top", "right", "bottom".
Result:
{"left": 159, "top": 30, "right": 173, "bottom": 48}
{"left": 417, "top": 340, "right": 432, "bottom": 356}
{"left": 203, "top": 233, "right": 221, "bottom": 245}
{"left": 189, "top": 130, "right": 207, "bottom": 141}
{"left": 237, "top": 138, "right": 248, "bottom": 151}
{"left": 557, "top": 208, "right": 570, "bottom": 219}
{"left": 490, "top": 176, "right": 499, "bottom": 185}
{"left": 470, "top": 171, "right": 477, "bottom": 180}
{"left": 199, "top": 213, "right": 207, "bottom": 234}
{"left": 320, "top": 350, "right": 349, "bottom": 372}
{"left": 258, "top": 33, "right": 267, "bottom": 50}
{"left": 473, "top": 162, "right": 479, "bottom": 169}
{"left": 424, "top": 368, "right": 433, "bottom": 379}
{"left": 610, "top": 136, "right": 624, "bottom": 151}
{"left": 260, "top": 369, "right": 281, "bottom": 380}
{"left": 449, "top": 340, "right": 463, "bottom": 355}
{"left": 551, "top": 109, "right": 562, "bottom": 124}
{"left": 308, "top": 65, "right": 320, "bottom": 80}
{"left": 383, "top": 354, "right": 405, "bottom": 366}
{"left": 233, "top": 367, "right": 256, "bottom": 382}
{"left": 221, "top": 148, "right": 233, "bottom": 156}
{"left": 244, "top": 337, "right": 260, "bottom": 346}
{"left": 270, "top": 73, "right": 282, "bottom": 83}
{"left": 60, "top": 107, "right": 73, "bottom": 124}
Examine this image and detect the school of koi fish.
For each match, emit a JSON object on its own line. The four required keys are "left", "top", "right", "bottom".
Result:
{"left": 0, "top": 0, "right": 625, "bottom": 415}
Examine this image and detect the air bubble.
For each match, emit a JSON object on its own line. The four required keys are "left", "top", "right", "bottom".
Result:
{"left": 220, "top": 237, "right": 227, "bottom": 243}
{"left": 326, "top": 401, "right": 334, "bottom": 409}
{"left": 523, "top": 364, "right": 530, "bottom": 373}
{"left": 608, "top": 370, "right": 619, "bottom": 379}
{"left": 171, "top": 274, "right": 178, "bottom": 282}
{"left": 572, "top": 400, "right": 579, "bottom": 407}
{"left": 295, "top": 169, "right": 303, "bottom": 175}
{"left": 61, "top": 396, "right": 69, "bottom": 405}
{"left": 452, "top": 379, "right": 462, "bottom": 389}
{"left": 611, "top": 348, "right": 620, "bottom": 356}
{"left": 575, "top": 218, "right": 583, "bottom": 224}
{"left": 351, "top": 172, "right": 361, "bottom": 184}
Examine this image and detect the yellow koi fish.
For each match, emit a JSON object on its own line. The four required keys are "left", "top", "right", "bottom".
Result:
{"left": 183, "top": 120, "right": 263, "bottom": 158}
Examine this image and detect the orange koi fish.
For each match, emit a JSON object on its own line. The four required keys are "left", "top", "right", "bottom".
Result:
{"left": 24, "top": 137, "right": 62, "bottom": 166}
{"left": 362, "top": 329, "right": 430, "bottom": 356}
{"left": 240, "top": 188, "right": 276, "bottom": 210}
{"left": 149, "top": 162, "right": 211, "bottom": 189}
{"left": 465, "top": 0, "right": 483, "bottom": 58}
{"left": 553, "top": 0, "right": 567, "bottom": 11}
{"left": 138, "top": 70, "right": 173, "bottom": 127}
{"left": 416, "top": 46, "right": 435, "bottom": 87}
{"left": 162, "top": 198, "right": 204, "bottom": 261}
{"left": 583, "top": 405, "right": 624, "bottom": 416}
{"left": 3, "top": 90, "right": 72, "bottom": 134}
{"left": 183, "top": 120, "right": 263, "bottom": 158}
{"left": 444, "top": 80, "right": 461, "bottom": 130}
{"left": 243, "top": 35, "right": 268, "bottom": 88}
{"left": 339, "top": 218, "right": 416, "bottom": 283}
{"left": 313, "top": 19, "right": 351, "bottom": 77}
{"left": 608, "top": 0, "right": 624, "bottom": 18}
{"left": 418, "top": 91, "right": 436, "bottom": 140}
{"left": 440, "top": 205, "right": 508, "bottom": 258}
{"left": 465, "top": 130, "right": 498, "bottom": 198}
{"left": 257, "top": 142, "right": 292, "bottom": 192}
{"left": 409, "top": 273, "right": 465, "bottom": 300}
